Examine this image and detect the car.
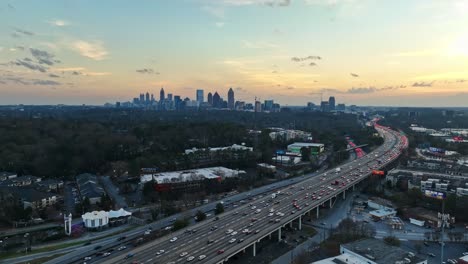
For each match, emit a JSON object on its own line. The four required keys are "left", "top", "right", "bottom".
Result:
{"left": 255, "top": 230, "right": 260, "bottom": 234}
{"left": 198, "top": 255, "right": 206, "bottom": 260}
{"left": 84, "top": 257, "right": 92, "bottom": 261}
{"left": 217, "top": 249, "right": 225, "bottom": 254}
{"left": 170, "top": 237, "right": 178, "bottom": 242}
{"left": 186, "top": 256, "right": 195, "bottom": 262}
{"left": 117, "top": 246, "right": 127, "bottom": 251}
{"left": 231, "top": 231, "right": 238, "bottom": 236}
{"left": 291, "top": 211, "right": 295, "bottom": 214}
{"left": 94, "top": 245, "right": 102, "bottom": 250}
{"left": 103, "top": 252, "right": 111, "bottom": 257}
{"left": 156, "top": 249, "right": 165, "bottom": 255}
{"left": 210, "top": 226, "right": 218, "bottom": 231}
{"left": 117, "top": 236, "right": 127, "bottom": 241}
{"left": 226, "top": 229, "right": 233, "bottom": 234}
{"left": 268, "top": 213, "right": 274, "bottom": 217}
{"left": 229, "top": 238, "right": 236, "bottom": 243}
{"left": 124, "top": 253, "right": 134, "bottom": 259}
{"left": 463, "top": 252, "right": 468, "bottom": 256}
{"left": 207, "top": 239, "right": 215, "bottom": 244}
{"left": 84, "top": 241, "right": 92, "bottom": 246}
{"left": 238, "top": 238, "right": 244, "bottom": 243}
{"left": 180, "top": 252, "right": 188, "bottom": 257}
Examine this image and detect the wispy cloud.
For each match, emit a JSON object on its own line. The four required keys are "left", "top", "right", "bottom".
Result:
{"left": 13, "top": 27, "right": 34, "bottom": 36}
{"left": 291, "top": 55, "right": 322, "bottom": 62}
{"left": 47, "top": 19, "right": 70, "bottom": 27}
{"left": 350, "top": 73, "right": 359, "bottom": 77}
{"left": 136, "top": 68, "right": 160, "bottom": 74}
{"left": 72, "top": 40, "right": 108, "bottom": 60}
{"left": 456, "top": 79, "right": 466, "bottom": 83}
{"left": 30, "top": 48, "right": 60, "bottom": 65}
{"left": 309, "top": 62, "right": 317, "bottom": 66}
{"left": 0, "top": 76, "right": 61, "bottom": 86}
{"left": 48, "top": 73, "right": 60, "bottom": 78}
{"left": 412, "top": 81, "right": 434, "bottom": 87}
{"left": 33, "top": 79, "right": 61, "bottom": 85}
{"left": 10, "top": 59, "right": 48, "bottom": 72}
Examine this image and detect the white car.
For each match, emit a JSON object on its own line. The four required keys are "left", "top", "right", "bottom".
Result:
{"left": 231, "top": 231, "right": 238, "bottom": 236}
{"left": 268, "top": 213, "right": 274, "bottom": 217}
{"left": 170, "top": 237, "right": 178, "bottom": 242}
{"left": 187, "top": 256, "right": 195, "bottom": 262}
{"left": 229, "top": 238, "right": 236, "bottom": 243}
{"left": 180, "top": 252, "right": 188, "bottom": 257}
{"left": 103, "top": 252, "right": 111, "bottom": 257}
{"left": 84, "top": 257, "right": 92, "bottom": 260}
{"left": 117, "top": 246, "right": 126, "bottom": 251}
{"left": 157, "top": 249, "right": 165, "bottom": 255}
{"left": 226, "top": 229, "right": 233, "bottom": 234}
{"left": 198, "top": 255, "right": 206, "bottom": 260}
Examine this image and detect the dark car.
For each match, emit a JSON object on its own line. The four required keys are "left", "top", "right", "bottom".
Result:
{"left": 94, "top": 245, "right": 102, "bottom": 250}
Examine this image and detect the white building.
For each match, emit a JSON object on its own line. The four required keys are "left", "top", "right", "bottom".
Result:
{"left": 82, "top": 209, "right": 132, "bottom": 229}
{"left": 184, "top": 144, "right": 253, "bottom": 155}
{"left": 140, "top": 166, "right": 245, "bottom": 184}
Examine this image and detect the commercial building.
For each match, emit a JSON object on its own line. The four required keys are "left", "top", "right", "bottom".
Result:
{"left": 287, "top": 142, "right": 324, "bottom": 155}
{"left": 82, "top": 208, "right": 132, "bottom": 229}
{"left": 328, "top": 96, "right": 335, "bottom": 111}
{"left": 227, "top": 88, "right": 234, "bottom": 109}
{"left": 0, "top": 171, "right": 17, "bottom": 181}
{"left": 19, "top": 187, "right": 59, "bottom": 210}
{"left": 140, "top": 167, "right": 246, "bottom": 192}
{"left": 0, "top": 175, "right": 41, "bottom": 187}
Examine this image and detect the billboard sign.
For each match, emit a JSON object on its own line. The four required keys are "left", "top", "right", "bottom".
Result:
{"left": 276, "top": 150, "right": 286, "bottom": 155}
{"left": 429, "top": 147, "right": 445, "bottom": 154}
{"left": 424, "top": 190, "right": 446, "bottom": 200}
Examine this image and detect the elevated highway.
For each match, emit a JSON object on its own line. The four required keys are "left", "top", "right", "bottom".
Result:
{"left": 100, "top": 124, "right": 408, "bottom": 264}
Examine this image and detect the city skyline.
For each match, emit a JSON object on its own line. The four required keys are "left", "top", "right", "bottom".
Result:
{"left": 1, "top": 1, "right": 468, "bottom": 106}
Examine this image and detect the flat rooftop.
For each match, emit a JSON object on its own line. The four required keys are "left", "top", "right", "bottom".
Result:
{"left": 342, "top": 238, "right": 426, "bottom": 264}
{"left": 140, "top": 166, "right": 245, "bottom": 184}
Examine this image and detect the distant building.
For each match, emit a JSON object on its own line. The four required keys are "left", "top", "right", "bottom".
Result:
{"left": 35, "top": 178, "right": 64, "bottom": 192}
{"left": 264, "top": 100, "right": 274, "bottom": 111}
{"left": 196, "top": 89, "right": 204, "bottom": 104}
{"left": 0, "top": 175, "right": 41, "bottom": 187}
{"left": 320, "top": 101, "right": 330, "bottom": 112}
{"left": 287, "top": 142, "right": 324, "bottom": 155}
{"left": 227, "top": 88, "right": 235, "bottom": 109}
{"left": 255, "top": 101, "right": 261, "bottom": 112}
{"left": 269, "top": 128, "right": 312, "bottom": 142}
{"left": 336, "top": 103, "right": 346, "bottom": 111}
{"left": 145, "top": 92, "right": 150, "bottom": 104}
{"left": 18, "top": 187, "right": 59, "bottom": 210}
{"left": 213, "top": 92, "right": 221, "bottom": 108}
{"left": 0, "top": 171, "right": 17, "bottom": 181}
{"left": 328, "top": 96, "right": 336, "bottom": 111}
{"left": 206, "top": 92, "right": 213, "bottom": 105}
{"left": 160, "top": 87, "right": 165, "bottom": 101}
{"left": 167, "top": 93, "right": 173, "bottom": 101}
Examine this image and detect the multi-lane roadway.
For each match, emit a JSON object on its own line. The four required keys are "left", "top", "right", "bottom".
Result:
{"left": 98, "top": 124, "right": 407, "bottom": 264}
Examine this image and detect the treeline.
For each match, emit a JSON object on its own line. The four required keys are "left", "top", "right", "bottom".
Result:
{"left": 0, "top": 109, "right": 372, "bottom": 180}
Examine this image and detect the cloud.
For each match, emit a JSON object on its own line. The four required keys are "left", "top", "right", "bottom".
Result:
{"left": 72, "top": 40, "right": 108, "bottom": 60}
{"left": 13, "top": 27, "right": 34, "bottom": 36}
{"left": 14, "top": 45, "right": 25, "bottom": 51}
{"left": 412, "top": 81, "right": 433, "bottom": 87}
{"left": 136, "top": 68, "right": 159, "bottom": 74}
{"left": 350, "top": 73, "right": 359, "bottom": 77}
{"left": 47, "top": 19, "right": 70, "bottom": 27}
{"left": 30, "top": 48, "right": 59, "bottom": 65}
{"left": 291, "top": 55, "right": 322, "bottom": 62}
{"left": 48, "top": 74, "right": 60, "bottom": 78}
{"left": 11, "top": 59, "right": 48, "bottom": 72}
{"left": 33, "top": 79, "right": 61, "bottom": 85}
{"left": 215, "top": 22, "right": 225, "bottom": 28}
{"left": 347, "top": 87, "right": 377, "bottom": 94}
{"left": 456, "top": 79, "right": 466, "bottom": 83}
{"left": 272, "top": 70, "right": 278, "bottom": 73}
{"left": 235, "top": 87, "right": 244, "bottom": 91}
{"left": 72, "top": 71, "right": 82, "bottom": 75}
{"left": 0, "top": 76, "right": 61, "bottom": 86}
{"left": 309, "top": 62, "right": 317, "bottom": 66}
{"left": 286, "top": 86, "right": 295, "bottom": 90}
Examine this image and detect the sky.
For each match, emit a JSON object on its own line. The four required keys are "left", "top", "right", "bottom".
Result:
{"left": 1, "top": 0, "right": 468, "bottom": 107}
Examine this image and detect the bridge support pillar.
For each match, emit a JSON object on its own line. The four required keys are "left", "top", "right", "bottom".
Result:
{"left": 343, "top": 190, "right": 346, "bottom": 200}
{"left": 269, "top": 233, "right": 272, "bottom": 239}
{"left": 290, "top": 221, "right": 293, "bottom": 228}
{"left": 278, "top": 228, "right": 282, "bottom": 241}
{"left": 298, "top": 216, "right": 302, "bottom": 230}
{"left": 253, "top": 242, "right": 256, "bottom": 257}
{"left": 329, "top": 199, "right": 333, "bottom": 208}
{"left": 316, "top": 206, "right": 319, "bottom": 219}
{"left": 353, "top": 184, "right": 355, "bottom": 191}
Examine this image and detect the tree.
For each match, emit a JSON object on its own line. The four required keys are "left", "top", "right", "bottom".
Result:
{"left": 383, "top": 236, "right": 400, "bottom": 247}
{"left": 195, "top": 210, "right": 207, "bottom": 222}
{"left": 215, "top": 203, "right": 224, "bottom": 215}
{"left": 173, "top": 218, "right": 189, "bottom": 231}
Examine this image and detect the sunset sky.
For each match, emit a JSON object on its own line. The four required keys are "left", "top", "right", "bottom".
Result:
{"left": 1, "top": 0, "right": 468, "bottom": 106}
